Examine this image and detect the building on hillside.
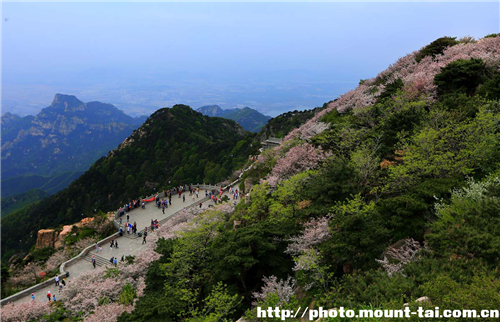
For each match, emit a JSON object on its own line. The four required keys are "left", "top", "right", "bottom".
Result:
{"left": 260, "top": 137, "right": 282, "bottom": 151}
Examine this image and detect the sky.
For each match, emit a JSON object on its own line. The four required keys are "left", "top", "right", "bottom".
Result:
{"left": 2, "top": 1, "right": 499, "bottom": 117}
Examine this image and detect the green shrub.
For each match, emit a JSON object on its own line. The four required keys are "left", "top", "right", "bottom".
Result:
{"left": 415, "top": 37, "right": 458, "bottom": 62}
{"left": 434, "top": 58, "right": 488, "bottom": 96}
{"left": 118, "top": 283, "right": 136, "bottom": 305}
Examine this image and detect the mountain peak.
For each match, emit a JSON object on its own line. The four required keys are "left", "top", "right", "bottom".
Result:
{"left": 196, "top": 105, "right": 224, "bottom": 117}
{"left": 50, "top": 94, "right": 85, "bottom": 111}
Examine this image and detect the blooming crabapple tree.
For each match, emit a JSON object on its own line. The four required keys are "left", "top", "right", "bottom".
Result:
{"left": 285, "top": 216, "right": 332, "bottom": 290}
{"left": 376, "top": 238, "right": 423, "bottom": 277}
{"left": 266, "top": 143, "right": 331, "bottom": 187}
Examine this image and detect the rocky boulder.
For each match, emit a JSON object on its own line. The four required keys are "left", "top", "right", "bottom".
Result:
{"left": 36, "top": 229, "right": 57, "bottom": 249}
{"left": 54, "top": 225, "right": 73, "bottom": 249}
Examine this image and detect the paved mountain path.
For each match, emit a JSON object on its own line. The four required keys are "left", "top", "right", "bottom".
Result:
{"left": 14, "top": 190, "right": 236, "bottom": 304}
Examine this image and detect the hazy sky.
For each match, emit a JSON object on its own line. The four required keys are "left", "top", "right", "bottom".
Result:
{"left": 2, "top": 1, "right": 499, "bottom": 117}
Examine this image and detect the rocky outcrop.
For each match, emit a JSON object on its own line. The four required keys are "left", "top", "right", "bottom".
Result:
{"left": 36, "top": 229, "right": 57, "bottom": 249}
{"left": 38, "top": 217, "right": 98, "bottom": 249}
{"left": 75, "top": 217, "right": 94, "bottom": 228}
{"left": 54, "top": 225, "right": 73, "bottom": 249}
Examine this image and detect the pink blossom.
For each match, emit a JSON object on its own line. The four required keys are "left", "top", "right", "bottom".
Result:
{"left": 285, "top": 216, "right": 331, "bottom": 256}
{"left": 284, "top": 36, "right": 500, "bottom": 146}
{"left": 252, "top": 276, "right": 296, "bottom": 306}
{"left": 1, "top": 301, "right": 52, "bottom": 322}
{"left": 292, "top": 248, "right": 320, "bottom": 271}
{"left": 266, "top": 143, "right": 331, "bottom": 187}
{"left": 376, "top": 238, "right": 422, "bottom": 277}
{"left": 8, "top": 262, "right": 43, "bottom": 288}
{"left": 45, "top": 250, "right": 69, "bottom": 272}
{"left": 83, "top": 303, "right": 134, "bottom": 322}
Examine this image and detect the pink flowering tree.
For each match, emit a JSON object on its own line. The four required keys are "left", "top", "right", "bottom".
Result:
{"left": 8, "top": 262, "right": 43, "bottom": 288}
{"left": 285, "top": 216, "right": 332, "bottom": 291}
{"left": 376, "top": 238, "right": 423, "bottom": 277}
{"left": 266, "top": 143, "right": 331, "bottom": 187}
{"left": 252, "top": 275, "right": 297, "bottom": 307}
{"left": 1, "top": 301, "right": 52, "bottom": 322}
{"left": 286, "top": 216, "right": 331, "bottom": 256}
{"left": 45, "top": 250, "right": 69, "bottom": 273}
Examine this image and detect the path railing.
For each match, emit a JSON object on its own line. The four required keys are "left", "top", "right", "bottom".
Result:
{"left": 112, "top": 184, "right": 222, "bottom": 229}
{"left": 0, "top": 166, "right": 254, "bottom": 306}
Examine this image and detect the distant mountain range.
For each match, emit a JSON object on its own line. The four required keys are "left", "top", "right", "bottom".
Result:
{"left": 1, "top": 94, "right": 147, "bottom": 198}
{"left": 196, "top": 105, "right": 271, "bottom": 132}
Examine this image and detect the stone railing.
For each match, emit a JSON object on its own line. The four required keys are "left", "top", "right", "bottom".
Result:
{"left": 59, "top": 232, "right": 120, "bottom": 274}
{"left": 0, "top": 272, "right": 69, "bottom": 305}
{"left": 0, "top": 170, "right": 254, "bottom": 306}
{"left": 112, "top": 184, "right": 222, "bottom": 229}
{"left": 0, "top": 231, "right": 120, "bottom": 306}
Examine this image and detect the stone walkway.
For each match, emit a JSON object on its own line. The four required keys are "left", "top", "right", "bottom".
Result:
{"left": 14, "top": 190, "right": 236, "bottom": 304}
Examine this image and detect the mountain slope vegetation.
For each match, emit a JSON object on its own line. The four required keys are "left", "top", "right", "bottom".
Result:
{"left": 3, "top": 35, "right": 500, "bottom": 322}
{"left": 113, "top": 35, "right": 500, "bottom": 321}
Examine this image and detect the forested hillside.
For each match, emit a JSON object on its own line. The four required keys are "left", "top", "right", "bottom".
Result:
{"left": 3, "top": 35, "right": 500, "bottom": 322}
{"left": 257, "top": 105, "right": 326, "bottom": 140}
{"left": 114, "top": 35, "right": 500, "bottom": 321}
{"left": 1, "top": 105, "right": 258, "bottom": 260}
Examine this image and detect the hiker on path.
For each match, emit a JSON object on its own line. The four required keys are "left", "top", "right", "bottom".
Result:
{"left": 183, "top": 195, "right": 185, "bottom": 202}
{"left": 110, "top": 239, "right": 114, "bottom": 249}
{"left": 143, "top": 231, "right": 148, "bottom": 244}
{"left": 55, "top": 275, "right": 59, "bottom": 286}
{"left": 62, "top": 278, "right": 66, "bottom": 286}
{"left": 95, "top": 243, "right": 99, "bottom": 253}
{"left": 115, "top": 241, "right": 119, "bottom": 249}
{"left": 47, "top": 291, "right": 51, "bottom": 301}
{"left": 31, "top": 293, "right": 35, "bottom": 301}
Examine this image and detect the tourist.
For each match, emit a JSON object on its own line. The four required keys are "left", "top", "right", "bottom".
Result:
{"left": 110, "top": 257, "right": 114, "bottom": 264}
{"left": 62, "top": 278, "right": 66, "bottom": 286}
{"left": 110, "top": 239, "right": 114, "bottom": 249}
{"left": 113, "top": 257, "right": 117, "bottom": 266}
{"left": 53, "top": 294, "right": 57, "bottom": 302}
{"left": 55, "top": 275, "right": 59, "bottom": 286}
{"left": 127, "top": 214, "right": 130, "bottom": 222}
{"left": 183, "top": 195, "right": 185, "bottom": 202}
{"left": 31, "top": 293, "right": 35, "bottom": 301}
{"left": 115, "top": 241, "right": 119, "bottom": 249}
{"left": 142, "top": 231, "right": 147, "bottom": 244}
{"left": 95, "top": 242, "right": 98, "bottom": 253}
{"left": 47, "top": 291, "right": 51, "bottom": 301}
